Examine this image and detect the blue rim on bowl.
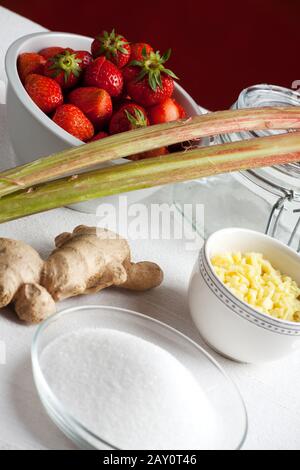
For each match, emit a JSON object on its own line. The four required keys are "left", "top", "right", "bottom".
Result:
{"left": 200, "top": 228, "right": 300, "bottom": 336}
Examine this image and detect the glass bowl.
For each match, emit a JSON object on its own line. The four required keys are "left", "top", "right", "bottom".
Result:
{"left": 31, "top": 305, "right": 247, "bottom": 450}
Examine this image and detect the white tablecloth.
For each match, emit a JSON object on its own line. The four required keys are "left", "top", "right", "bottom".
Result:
{"left": 0, "top": 6, "right": 300, "bottom": 451}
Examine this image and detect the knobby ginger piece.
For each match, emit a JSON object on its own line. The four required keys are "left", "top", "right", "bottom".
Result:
{"left": 0, "top": 238, "right": 55, "bottom": 323}
{"left": 0, "top": 226, "right": 163, "bottom": 324}
{"left": 41, "top": 225, "right": 164, "bottom": 301}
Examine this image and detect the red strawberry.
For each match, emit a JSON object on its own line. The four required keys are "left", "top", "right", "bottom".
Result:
{"left": 122, "top": 65, "right": 140, "bottom": 84}
{"left": 89, "top": 131, "right": 108, "bottom": 142}
{"left": 109, "top": 103, "right": 149, "bottom": 134}
{"left": 91, "top": 29, "right": 131, "bottom": 68}
{"left": 75, "top": 50, "right": 93, "bottom": 69}
{"left": 44, "top": 49, "right": 85, "bottom": 89}
{"left": 53, "top": 104, "right": 94, "bottom": 142}
{"left": 175, "top": 102, "right": 186, "bottom": 119}
{"left": 68, "top": 87, "right": 112, "bottom": 129}
{"left": 17, "top": 53, "right": 46, "bottom": 83}
{"left": 130, "top": 43, "right": 153, "bottom": 62}
{"left": 84, "top": 56, "right": 123, "bottom": 98}
{"left": 25, "top": 74, "right": 63, "bottom": 114}
{"left": 126, "top": 49, "right": 178, "bottom": 107}
{"left": 128, "top": 146, "right": 169, "bottom": 161}
{"left": 127, "top": 75, "right": 174, "bottom": 107}
{"left": 38, "top": 47, "right": 69, "bottom": 60}
{"left": 147, "top": 98, "right": 186, "bottom": 125}
{"left": 123, "top": 44, "right": 154, "bottom": 83}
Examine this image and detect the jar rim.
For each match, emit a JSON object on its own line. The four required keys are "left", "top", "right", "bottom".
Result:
{"left": 224, "top": 84, "right": 300, "bottom": 198}
{"left": 237, "top": 84, "right": 300, "bottom": 112}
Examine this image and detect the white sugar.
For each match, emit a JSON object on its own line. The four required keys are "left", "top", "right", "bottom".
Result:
{"left": 40, "top": 328, "right": 217, "bottom": 449}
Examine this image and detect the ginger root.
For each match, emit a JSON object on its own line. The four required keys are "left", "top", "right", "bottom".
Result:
{"left": 14, "top": 283, "right": 56, "bottom": 324}
{"left": 0, "top": 238, "right": 55, "bottom": 323}
{"left": 41, "top": 225, "right": 163, "bottom": 301}
{"left": 0, "top": 226, "right": 163, "bottom": 324}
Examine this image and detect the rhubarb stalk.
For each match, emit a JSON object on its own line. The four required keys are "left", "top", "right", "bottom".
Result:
{"left": 0, "top": 132, "right": 299, "bottom": 223}
{"left": 0, "top": 107, "right": 299, "bottom": 198}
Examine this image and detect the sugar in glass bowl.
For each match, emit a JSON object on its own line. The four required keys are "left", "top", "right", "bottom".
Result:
{"left": 32, "top": 305, "right": 248, "bottom": 450}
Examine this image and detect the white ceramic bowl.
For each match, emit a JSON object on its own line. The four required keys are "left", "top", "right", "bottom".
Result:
{"left": 189, "top": 228, "right": 300, "bottom": 364}
{"left": 5, "top": 32, "right": 204, "bottom": 212}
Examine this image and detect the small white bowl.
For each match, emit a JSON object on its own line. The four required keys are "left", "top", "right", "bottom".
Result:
{"left": 189, "top": 228, "right": 300, "bottom": 364}
{"left": 5, "top": 32, "right": 204, "bottom": 212}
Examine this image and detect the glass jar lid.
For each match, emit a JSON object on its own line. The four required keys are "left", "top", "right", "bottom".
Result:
{"left": 220, "top": 84, "right": 300, "bottom": 199}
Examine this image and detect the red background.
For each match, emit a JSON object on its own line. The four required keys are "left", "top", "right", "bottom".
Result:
{"left": 2, "top": 0, "right": 298, "bottom": 110}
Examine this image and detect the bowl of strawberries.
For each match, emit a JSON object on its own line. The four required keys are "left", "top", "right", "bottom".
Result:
{"left": 5, "top": 30, "right": 204, "bottom": 210}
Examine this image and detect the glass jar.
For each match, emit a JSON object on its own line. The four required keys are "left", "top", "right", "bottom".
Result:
{"left": 173, "top": 84, "right": 300, "bottom": 250}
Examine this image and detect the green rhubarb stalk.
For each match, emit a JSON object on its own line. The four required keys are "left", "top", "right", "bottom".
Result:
{"left": 0, "top": 132, "right": 299, "bottom": 224}
{"left": 0, "top": 107, "right": 299, "bottom": 198}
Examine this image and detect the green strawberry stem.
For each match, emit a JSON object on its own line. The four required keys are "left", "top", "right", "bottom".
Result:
{"left": 0, "top": 107, "right": 299, "bottom": 200}
{"left": 98, "top": 29, "right": 129, "bottom": 57}
{"left": 49, "top": 50, "right": 82, "bottom": 81}
{"left": 0, "top": 132, "right": 299, "bottom": 223}
{"left": 125, "top": 108, "right": 148, "bottom": 128}
{"left": 131, "top": 48, "right": 179, "bottom": 91}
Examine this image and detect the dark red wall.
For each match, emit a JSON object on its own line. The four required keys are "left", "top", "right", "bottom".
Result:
{"left": 2, "top": 0, "right": 298, "bottom": 110}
